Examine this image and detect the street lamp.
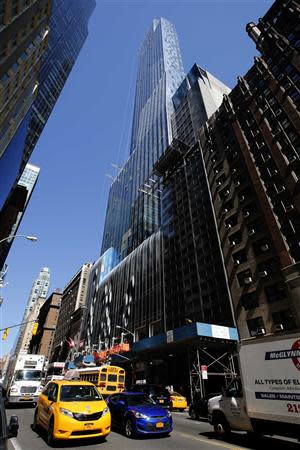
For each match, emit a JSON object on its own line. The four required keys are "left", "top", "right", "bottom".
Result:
{"left": 116, "top": 325, "right": 135, "bottom": 342}
{"left": 0, "top": 234, "right": 38, "bottom": 244}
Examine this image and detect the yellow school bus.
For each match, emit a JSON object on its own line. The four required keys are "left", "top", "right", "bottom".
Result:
{"left": 77, "top": 365, "right": 125, "bottom": 396}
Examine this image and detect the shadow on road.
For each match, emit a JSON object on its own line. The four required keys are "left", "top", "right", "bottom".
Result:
{"left": 200, "top": 431, "right": 300, "bottom": 449}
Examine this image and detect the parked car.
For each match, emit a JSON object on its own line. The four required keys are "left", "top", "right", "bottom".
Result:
{"left": 107, "top": 392, "right": 173, "bottom": 438}
{"left": 0, "top": 392, "right": 19, "bottom": 450}
{"left": 32, "top": 380, "right": 111, "bottom": 445}
{"left": 127, "top": 384, "right": 171, "bottom": 408}
{"left": 170, "top": 391, "right": 187, "bottom": 411}
{"left": 189, "top": 392, "right": 221, "bottom": 420}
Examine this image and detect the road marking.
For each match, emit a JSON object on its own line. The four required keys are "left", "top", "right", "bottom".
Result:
{"left": 178, "top": 432, "right": 246, "bottom": 450}
{"left": 10, "top": 438, "right": 23, "bottom": 450}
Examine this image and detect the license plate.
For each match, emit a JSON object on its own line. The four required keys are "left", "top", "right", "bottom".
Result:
{"left": 84, "top": 423, "right": 94, "bottom": 429}
{"left": 159, "top": 399, "right": 164, "bottom": 403}
{"left": 23, "top": 396, "right": 31, "bottom": 400}
{"left": 156, "top": 422, "right": 164, "bottom": 428}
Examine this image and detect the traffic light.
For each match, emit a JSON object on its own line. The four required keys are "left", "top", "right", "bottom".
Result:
{"left": 32, "top": 322, "right": 39, "bottom": 335}
{"left": 2, "top": 328, "right": 9, "bottom": 340}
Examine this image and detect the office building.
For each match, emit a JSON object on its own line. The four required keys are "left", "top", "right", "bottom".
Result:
{"left": 199, "top": 0, "right": 300, "bottom": 339}
{"left": 0, "top": 0, "right": 51, "bottom": 211}
{"left": 0, "top": 163, "right": 39, "bottom": 270}
{"left": 101, "top": 18, "right": 184, "bottom": 260}
{"left": 0, "top": 0, "right": 95, "bottom": 272}
{"left": 157, "top": 0, "right": 300, "bottom": 340}
{"left": 29, "top": 290, "right": 62, "bottom": 361}
{"left": 14, "top": 266, "right": 50, "bottom": 354}
{"left": 51, "top": 263, "right": 92, "bottom": 362}
{"left": 21, "top": 0, "right": 96, "bottom": 173}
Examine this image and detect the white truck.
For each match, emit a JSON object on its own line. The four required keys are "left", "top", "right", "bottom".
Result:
{"left": 3, "top": 353, "right": 45, "bottom": 406}
{"left": 208, "top": 332, "right": 300, "bottom": 440}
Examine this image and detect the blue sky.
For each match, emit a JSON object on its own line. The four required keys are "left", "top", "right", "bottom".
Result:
{"left": 1, "top": 0, "right": 272, "bottom": 356}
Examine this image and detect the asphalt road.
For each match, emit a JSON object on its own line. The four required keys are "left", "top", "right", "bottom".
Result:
{"left": 6, "top": 406, "right": 300, "bottom": 450}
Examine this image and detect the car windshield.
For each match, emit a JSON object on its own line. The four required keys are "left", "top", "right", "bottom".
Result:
{"left": 127, "top": 394, "right": 156, "bottom": 406}
{"left": 14, "top": 370, "right": 42, "bottom": 381}
{"left": 60, "top": 385, "right": 102, "bottom": 402}
{"left": 149, "top": 386, "right": 169, "bottom": 396}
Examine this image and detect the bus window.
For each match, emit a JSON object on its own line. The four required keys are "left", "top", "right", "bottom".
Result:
{"left": 108, "top": 374, "right": 117, "bottom": 382}
{"left": 119, "top": 375, "right": 125, "bottom": 382}
{"left": 100, "top": 374, "right": 106, "bottom": 381}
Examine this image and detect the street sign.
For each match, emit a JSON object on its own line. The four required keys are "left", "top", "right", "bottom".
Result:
{"left": 201, "top": 365, "right": 208, "bottom": 379}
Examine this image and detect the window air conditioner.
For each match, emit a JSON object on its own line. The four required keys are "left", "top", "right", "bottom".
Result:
{"left": 225, "top": 223, "right": 232, "bottom": 230}
{"left": 222, "top": 208, "right": 228, "bottom": 215}
{"left": 240, "top": 195, "right": 246, "bottom": 202}
{"left": 244, "top": 276, "right": 253, "bottom": 284}
{"left": 235, "top": 181, "right": 241, "bottom": 187}
{"left": 258, "top": 270, "right": 268, "bottom": 277}
{"left": 234, "top": 259, "right": 240, "bottom": 266}
{"left": 256, "top": 328, "right": 266, "bottom": 335}
{"left": 248, "top": 229, "right": 256, "bottom": 236}
{"left": 261, "top": 244, "right": 269, "bottom": 251}
{"left": 274, "top": 323, "right": 284, "bottom": 331}
{"left": 243, "top": 211, "right": 250, "bottom": 218}
{"left": 230, "top": 241, "right": 236, "bottom": 247}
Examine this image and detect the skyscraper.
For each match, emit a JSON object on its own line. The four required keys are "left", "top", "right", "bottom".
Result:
{"left": 0, "top": 163, "right": 40, "bottom": 270}
{"left": 0, "top": 0, "right": 51, "bottom": 214}
{"left": 85, "top": 19, "right": 232, "bottom": 351}
{"left": 21, "top": 0, "right": 96, "bottom": 171}
{"left": 101, "top": 18, "right": 184, "bottom": 260}
{"left": 0, "top": 0, "right": 95, "bottom": 270}
{"left": 14, "top": 266, "right": 50, "bottom": 354}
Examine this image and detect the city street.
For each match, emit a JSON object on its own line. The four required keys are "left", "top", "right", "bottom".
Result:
{"left": 7, "top": 407, "right": 300, "bottom": 450}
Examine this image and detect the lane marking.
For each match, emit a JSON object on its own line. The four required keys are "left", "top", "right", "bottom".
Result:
{"left": 9, "top": 438, "right": 23, "bottom": 450}
{"left": 178, "top": 432, "right": 247, "bottom": 450}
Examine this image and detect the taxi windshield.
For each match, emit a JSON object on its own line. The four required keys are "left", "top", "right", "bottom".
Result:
{"left": 60, "top": 385, "right": 102, "bottom": 402}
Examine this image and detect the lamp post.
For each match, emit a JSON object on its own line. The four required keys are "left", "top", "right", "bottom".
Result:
{"left": 116, "top": 325, "right": 135, "bottom": 342}
{"left": 0, "top": 234, "right": 38, "bottom": 244}
{"left": 0, "top": 234, "right": 37, "bottom": 306}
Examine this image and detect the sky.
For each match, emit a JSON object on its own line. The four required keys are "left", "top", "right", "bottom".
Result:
{"left": 0, "top": 0, "right": 273, "bottom": 356}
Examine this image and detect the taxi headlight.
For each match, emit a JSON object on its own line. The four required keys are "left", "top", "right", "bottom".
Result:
{"left": 102, "top": 407, "right": 110, "bottom": 416}
{"left": 59, "top": 407, "right": 73, "bottom": 418}
{"left": 132, "top": 411, "right": 148, "bottom": 419}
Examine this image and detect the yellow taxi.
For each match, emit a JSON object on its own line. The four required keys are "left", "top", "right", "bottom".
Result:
{"left": 170, "top": 391, "right": 188, "bottom": 411}
{"left": 32, "top": 380, "right": 111, "bottom": 445}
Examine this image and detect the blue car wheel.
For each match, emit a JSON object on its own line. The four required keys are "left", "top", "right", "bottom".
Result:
{"left": 124, "top": 418, "right": 134, "bottom": 438}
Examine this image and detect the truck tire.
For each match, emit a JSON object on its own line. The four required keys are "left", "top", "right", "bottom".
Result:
{"left": 213, "top": 413, "right": 231, "bottom": 437}
{"left": 190, "top": 408, "right": 198, "bottom": 420}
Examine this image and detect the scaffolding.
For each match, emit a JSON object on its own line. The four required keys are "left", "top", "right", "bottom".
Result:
{"left": 188, "top": 347, "right": 238, "bottom": 402}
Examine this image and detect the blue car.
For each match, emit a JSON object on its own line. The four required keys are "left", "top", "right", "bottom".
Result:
{"left": 107, "top": 392, "right": 173, "bottom": 438}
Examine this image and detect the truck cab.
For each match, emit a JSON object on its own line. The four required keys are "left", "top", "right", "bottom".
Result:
{"left": 208, "top": 378, "right": 253, "bottom": 436}
{"left": 4, "top": 354, "right": 45, "bottom": 406}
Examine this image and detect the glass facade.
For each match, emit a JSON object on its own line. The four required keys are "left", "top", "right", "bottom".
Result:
{"left": 101, "top": 18, "right": 184, "bottom": 260}
{"left": 86, "top": 232, "right": 164, "bottom": 349}
{"left": 21, "top": 0, "right": 96, "bottom": 171}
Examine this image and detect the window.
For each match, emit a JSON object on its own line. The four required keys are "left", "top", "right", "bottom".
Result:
{"left": 237, "top": 269, "right": 252, "bottom": 287}
{"left": 265, "top": 282, "right": 286, "bottom": 303}
{"left": 232, "top": 249, "right": 247, "bottom": 265}
{"left": 226, "top": 378, "right": 243, "bottom": 398}
{"left": 247, "top": 316, "right": 265, "bottom": 337}
{"left": 272, "top": 309, "right": 296, "bottom": 331}
{"left": 241, "top": 292, "right": 259, "bottom": 310}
